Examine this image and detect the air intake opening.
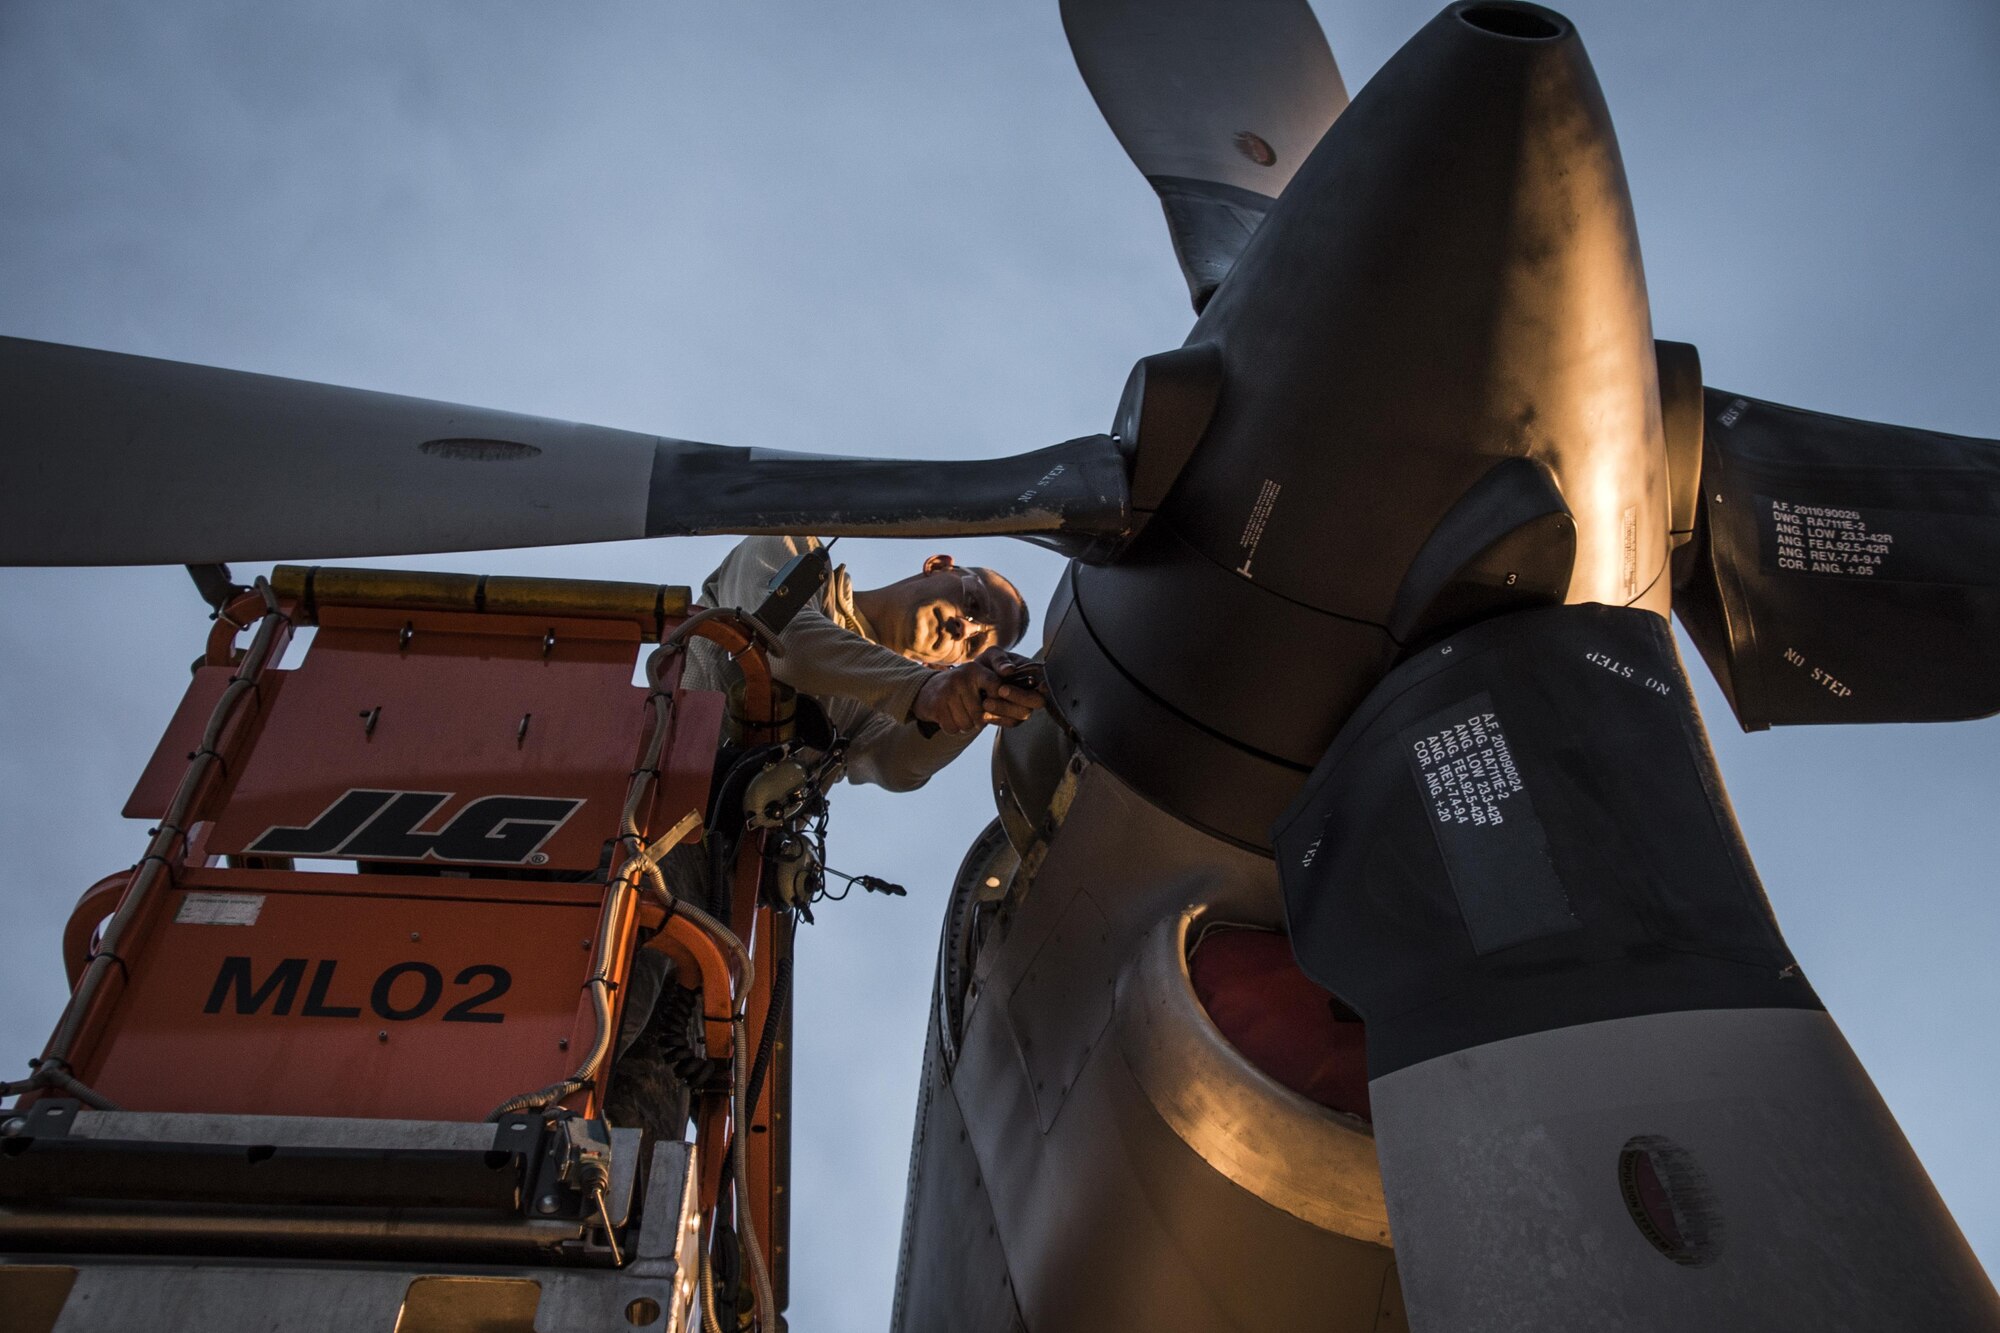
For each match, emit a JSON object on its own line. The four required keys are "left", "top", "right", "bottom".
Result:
{"left": 1190, "top": 925, "right": 1370, "bottom": 1121}
{"left": 1459, "top": 5, "right": 1563, "bottom": 40}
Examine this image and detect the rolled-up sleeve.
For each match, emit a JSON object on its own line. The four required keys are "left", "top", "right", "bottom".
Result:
{"left": 771, "top": 603, "right": 933, "bottom": 722}
{"left": 698, "top": 536, "right": 971, "bottom": 790}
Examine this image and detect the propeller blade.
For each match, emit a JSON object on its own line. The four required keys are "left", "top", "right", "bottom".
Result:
{"left": 1674, "top": 388, "right": 2000, "bottom": 728}
{"left": 0, "top": 337, "right": 1130, "bottom": 566}
{"left": 1061, "top": 0, "right": 1347, "bottom": 311}
{"left": 1274, "top": 602, "right": 1999, "bottom": 1331}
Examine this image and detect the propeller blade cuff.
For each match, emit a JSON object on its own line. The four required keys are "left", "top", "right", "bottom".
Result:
{"left": 1677, "top": 389, "right": 2000, "bottom": 728}
{"left": 1273, "top": 602, "right": 1818, "bottom": 1080}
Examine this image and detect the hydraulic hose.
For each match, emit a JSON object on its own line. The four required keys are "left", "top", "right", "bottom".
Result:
{"left": 625, "top": 813, "right": 773, "bottom": 1328}
{"left": 634, "top": 634, "right": 777, "bottom": 1327}
{"left": 4, "top": 579, "right": 288, "bottom": 1110}
{"left": 743, "top": 955, "right": 792, "bottom": 1118}
{"left": 485, "top": 956, "right": 613, "bottom": 1118}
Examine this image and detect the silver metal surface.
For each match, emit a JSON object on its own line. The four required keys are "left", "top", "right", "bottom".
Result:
{"left": 0, "top": 335, "right": 654, "bottom": 565}
{"left": 3, "top": 1262, "right": 694, "bottom": 1333}
{"left": 604, "top": 1126, "right": 643, "bottom": 1229}
{"left": 69, "top": 1110, "right": 509, "bottom": 1150}
{"left": 3, "top": 1139, "right": 699, "bottom": 1332}
{"left": 631, "top": 1141, "right": 701, "bottom": 1313}
{"left": 897, "top": 762, "right": 1403, "bottom": 1331}
{"left": 1116, "top": 905, "right": 1387, "bottom": 1244}
{"left": 538, "top": 1269, "right": 685, "bottom": 1333}
{"left": 1062, "top": 0, "right": 1346, "bottom": 196}
{"left": 1006, "top": 887, "right": 1117, "bottom": 1132}
{"left": 1371, "top": 1007, "right": 2000, "bottom": 1331}
{"left": 46, "top": 1265, "right": 412, "bottom": 1333}
{"left": 9, "top": 1112, "right": 645, "bottom": 1262}
{"left": 0, "top": 1206, "right": 588, "bottom": 1256}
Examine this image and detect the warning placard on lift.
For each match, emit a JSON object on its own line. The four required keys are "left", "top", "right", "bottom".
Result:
{"left": 174, "top": 891, "right": 265, "bottom": 926}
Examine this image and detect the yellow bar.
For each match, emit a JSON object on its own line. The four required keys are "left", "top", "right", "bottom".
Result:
{"left": 271, "top": 565, "right": 479, "bottom": 613}
{"left": 485, "top": 574, "right": 689, "bottom": 621}
{"left": 273, "top": 565, "right": 692, "bottom": 637}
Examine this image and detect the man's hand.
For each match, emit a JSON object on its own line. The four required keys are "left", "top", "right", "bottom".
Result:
{"left": 912, "top": 651, "right": 1046, "bottom": 735}
{"left": 977, "top": 646, "right": 1045, "bottom": 690}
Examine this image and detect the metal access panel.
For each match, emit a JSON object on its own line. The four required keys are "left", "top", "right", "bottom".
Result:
{"left": 194, "top": 607, "right": 654, "bottom": 873}
{"left": 70, "top": 874, "right": 603, "bottom": 1121}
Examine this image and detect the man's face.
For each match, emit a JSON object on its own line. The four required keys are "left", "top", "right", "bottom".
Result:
{"left": 884, "top": 559, "right": 1024, "bottom": 666}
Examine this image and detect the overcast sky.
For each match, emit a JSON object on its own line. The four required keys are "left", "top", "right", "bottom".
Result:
{"left": 3, "top": 1, "right": 1998, "bottom": 1326}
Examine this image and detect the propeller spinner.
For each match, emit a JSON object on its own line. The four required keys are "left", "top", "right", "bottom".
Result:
{"left": 1039, "top": 0, "right": 2000, "bottom": 1328}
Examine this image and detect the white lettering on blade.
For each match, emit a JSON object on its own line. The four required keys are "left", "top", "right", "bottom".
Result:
{"left": 1236, "top": 479, "right": 1282, "bottom": 578}
{"left": 1016, "top": 463, "right": 1067, "bottom": 505}
{"left": 1408, "top": 710, "right": 1526, "bottom": 829}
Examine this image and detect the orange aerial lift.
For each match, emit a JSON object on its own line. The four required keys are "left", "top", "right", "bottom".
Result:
{"left": 1, "top": 565, "right": 819, "bottom": 1333}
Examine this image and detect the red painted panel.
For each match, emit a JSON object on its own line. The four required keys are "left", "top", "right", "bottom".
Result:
{"left": 72, "top": 599, "right": 734, "bottom": 1126}
{"left": 206, "top": 608, "right": 650, "bottom": 871}
{"left": 76, "top": 883, "right": 600, "bottom": 1121}
{"left": 124, "top": 666, "right": 265, "bottom": 819}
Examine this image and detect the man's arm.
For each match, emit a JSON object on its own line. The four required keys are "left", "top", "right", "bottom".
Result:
{"left": 774, "top": 603, "right": 934, "bottom": 723}
{"left": 700, "top": 537, "right": 1042, "bottom": 790}
{"left": 706, "top": 536, "right": 936, "bottom": 722}
{"left": 838, "top": 711, "right": 982, "bottom": 792}
{"left": 838, "top": 655, "right": 1043, "bottom": 791}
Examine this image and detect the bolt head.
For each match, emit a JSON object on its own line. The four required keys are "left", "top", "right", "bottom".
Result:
{"left": 537, "top": 1193, "right": 561, "bottom": 1214}
{"left": 0, "top": 1117, "right": 26, "bottom": 1136}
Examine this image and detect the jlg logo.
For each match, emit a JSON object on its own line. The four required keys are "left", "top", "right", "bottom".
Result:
{"left": 203, "top": 956, "right": 512, "bottom": 1023}
{"left": 246, "top": 789, "right": 584, "bottom": 865}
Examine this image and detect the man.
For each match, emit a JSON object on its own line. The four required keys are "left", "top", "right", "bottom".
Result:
{"left": 612, "top": 536, "right": 1048, "bottom": 1128}
{"left": 605, "top": 537, "right": 1043, "bottom": 1130}
{"left": 683, "top": 535, "right": 1045, "bottom": 788}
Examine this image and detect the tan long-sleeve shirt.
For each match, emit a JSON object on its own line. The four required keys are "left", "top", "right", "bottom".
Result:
{"left": 682, "top": 536, "right": 981, "bottom": 791}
